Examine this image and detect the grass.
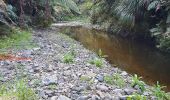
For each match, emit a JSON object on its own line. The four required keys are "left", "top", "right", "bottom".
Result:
{"left": 89, "top": 58, "right": 103, "bottom": 68}
{"left": 97, "top": 49, "right": 108, "bottom": 58}
{"left": 104, "top": 73, "right": 125, "bottom": 88}
{"left": 63, "top": 52, "right": 75, "bottom": 63}
{"left": 131, "top": 74, "right": 145, "bottom": 93}
{"left": 127, "top": 93, "right": 147, "bottom": 100}
{"left": 0, "top": 79, "right": 38, "bottom": 100}
{"left": 80, "top": 75, "right": 91, "bottom": 82}
{"left": 0, "top": 28, "right": 35, "bottom": 52}
{"left": 152, "top": 82, "right": 170, "bottom": 100}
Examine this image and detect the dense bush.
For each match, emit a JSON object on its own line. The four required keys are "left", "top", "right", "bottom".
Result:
{"left": 90, "top": 0, "right": 170, "bottom": 52}
{"left": 3, "top": 0, "right": 80, "bottom": 27}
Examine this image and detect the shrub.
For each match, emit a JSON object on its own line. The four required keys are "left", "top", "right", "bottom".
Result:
{"left": 89, "top": 58, "right": 103, "bottom": 68}
{"left": 63, "top": 53, "right": 75, "bottom": 63}
{"left": 0, "top": 28, "right": 32, "bottom": 50}
{"left": 0, "top": 79, "right": 38, "bottom": 100}
{"left": 104, "top": 73, "right": 125, "bottom": 88}
{"left": 97, "top": 49, "right": 108, "bottom": 58}
{"left": 131, "top": 74, "right": 145, "bottom": 93}
{"left": 127, "top": 93, "right": 147, "bottom": 100}
{"left": 152, "top": 82, "right": 170, "bottom": 100}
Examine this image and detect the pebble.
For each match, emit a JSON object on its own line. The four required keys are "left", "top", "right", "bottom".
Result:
{"left": 57, "top": 95, "right": 71, "bottom": 100}
{"left": 0, "top": 28, "right": 157, "bottom": 100}
{"left": 96, "top": 74, "right": 104, "bottom": 82}
{"left": 51, "top": 96, "right": 58, "bottom": 100}
{"left": 91, "top": 95, "right": 100, "bottom": 100}
{"left": 124, "top": 88, "right": 134, "bottom": 95}
{"left": 42, "top": 77, "right": 57, "bottom": 86}
{"left": 96, "top": 84, "right": 109, "bottom": 92}
{"left": 76, "top": 95, "right": 90, "bottom": 100}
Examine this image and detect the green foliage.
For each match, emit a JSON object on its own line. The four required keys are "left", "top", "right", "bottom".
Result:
{"left": 147, "top": 1, "right": 160, "bottom": 11}
{"left": 157, "top": 37, "right": 170, "bottom": 52}
{"left": 127, "top": 93, "right": 147, "bottom": 100}
{"left": 55, "top": 0, "right": 81, "bottom": 14}
{"left": 97, "top": 49, "right": 108, "bottom": 58}
{"left": 131, "top": 74, "right": 145, "bottom": 93}
{"left": 152, "top": 82, "right": 170, "bottom": 100}
{"left": 80, "top": 75, "right": 91, "bottom": 82}
{"left": 0, "top": 79, "right": 38, "bottom": 100}
{"left": 48, "top": 84, "right": 57, "bottom": 90}
{"left": 15, "top": 80, "right": 37, "bottom": 100}
{"left": 104, "top": 73, "right": 125, "bottom": 88}
{"left": 0, "top": 28, "right": 32, "bottom": 51}
{"left": 63, "top": 52, "right": 75, "bottom": 63}
{"left": 89, "top": 58, "right": 103, "bottom": 68}
{"left": 6, "top": 5, "right": 18, "bottom": 21}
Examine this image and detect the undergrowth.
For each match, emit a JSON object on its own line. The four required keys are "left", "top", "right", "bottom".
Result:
{"left": 0, "top": 79, "right": 38, "bottom": 100}
{"left": 0, "top": 27, "right": 35, "bottom": 52}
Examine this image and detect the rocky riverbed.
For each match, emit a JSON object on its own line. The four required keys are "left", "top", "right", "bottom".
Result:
{"left": 0, "top": 27, "right": 169, "bottom": 100}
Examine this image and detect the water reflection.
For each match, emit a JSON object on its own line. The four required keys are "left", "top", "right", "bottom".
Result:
{"left": 60, "top": 26, "right": 170, "bottom": 91}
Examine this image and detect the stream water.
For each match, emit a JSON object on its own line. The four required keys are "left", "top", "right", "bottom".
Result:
{"left": 59, "top": 26, "right": 170, "bottom": 91}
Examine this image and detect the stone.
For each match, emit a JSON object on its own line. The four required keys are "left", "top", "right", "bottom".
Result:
{"left": 103, "top": 93, "right": 113, "bottom": 100}
{"left": 42, "top": 77, "right": 57, "bottom": 86}
{"left": 91, "top": 95, "right": 100, "bottom": 100}
{"left": 47, "top": 64, "right": 54, "bottom": 72}
{"left": 121, "top": 71, "right": 128, "bottom": 76}
{"left": 76, "top": 96, "right": 90, "bottom": 100}
{"left": 33, "top": 63, "right": 39, "bottom": 67}
{"left": 119, "top": 96, "right": 128, "bottom": 100}
{"left": 124, "top": 88, "right": 134, "bottom": 95}
{"left": 39, "top": 91, "right": 48, "bottom": 99}
{"left": 44, "top": 90, "right": 54, "bottom": 97}
{"left": 96, "top": 91, "right": 105, "bottom": 99}
{"left": 72, "top": 86, "right": 85, "bottom": 92}
{"left": 96, "top": 74, "right": 104, "bottom": 82}
{"left": 96, "top": 85, "right": 109, "bottom": 92}
{"left": 57, "top": 95, "right": 71, "bottom": 100}
{"left": 64, "top": 70, "right": 71, "bottom": 76}
{"left": 51, "top": 96, "right": 58, "bottom": 100}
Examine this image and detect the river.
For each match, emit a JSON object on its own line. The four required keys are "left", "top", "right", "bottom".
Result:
{"left": 57, "top": 24, "right": 170, "bottom": 91}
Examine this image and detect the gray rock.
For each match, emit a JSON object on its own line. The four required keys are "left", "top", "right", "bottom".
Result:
{"left": 57, "top": 95, "right": 71, "bottom": 100}
{"left": 121, "top": 71, "right": 128, "bottom": 76}
{"left": 76, "top": 96, "right": 90, "bottom": 100}
{"left": 91, "top": 95, "right": 100, "bottom": 100}
{"left": 33, "top": 67, "right": 41, "bottom": 73}
{"left": 22, "top": 50, "right": 32, "bottom": 57}
{"left": 51, "top": 96, "right": 58, "bottom": 100}
{"left": 134, "top": 85, "right": 143, "bottom": 94}
{"left": 72, "top": 86, "right": 86, "bottom": 92}
{"left": 42, "top": 77, "right": 57, "bottom": 86}
{"left": 96, "top": 91, "right": 105, "bottom": 99}
{"left": 33, "top": 63, "right": 39, "bottom": 67}
{"left": 39, "top": 91, "right": 48, "bottom": 99}
{"left": 113, "top": 89, "right": 123, "bottom": 94}
{"left": 44, "top": 90, "right": 55, "bottom": 97}
{"left": 124, "top": 88, "right": 134, "bottom": 95}
{"left": 96, "top": 85, "right": 109, "bottom": 92}
{"left": 46, "top": 64, "right": 54, "bottom": 72}
{"left": 103, "top": 94, "right": 113, "bottom": 100}
{"left": 96, "top": 74, "right": 104, "bottom": 82}
{"left": 119, "top": 96, "right": 128, "bottom": 100}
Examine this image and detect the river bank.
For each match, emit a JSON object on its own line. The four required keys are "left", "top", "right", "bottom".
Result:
{"left": 0, "top": 26, "right": 169, "bottom": 100}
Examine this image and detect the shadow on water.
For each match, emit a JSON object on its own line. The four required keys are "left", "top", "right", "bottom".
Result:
{"left": 59, "top": 26, "right": 170, "bottom": 91}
